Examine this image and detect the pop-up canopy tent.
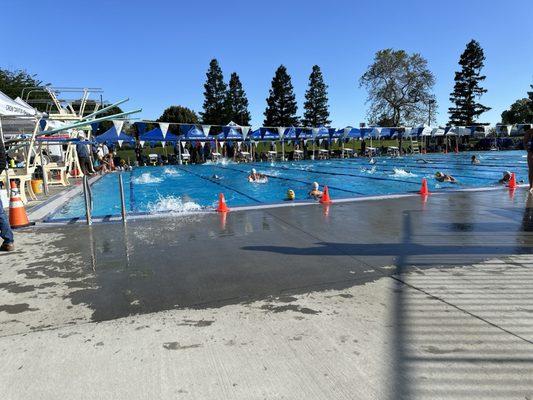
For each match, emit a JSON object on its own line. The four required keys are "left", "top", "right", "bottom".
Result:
{"left": 468, "top": 125, "right": 490, "bottom": 138}
{"left": 0, "top": 90, "right": 41, "bottom": 139}
{"left": 495, "top": 124, "right": 512, "bottom": 137}
{"left": 222, "top": 127, "right": 243, "bottom": 140}
{"left": 283, "top": 127, "right": 299, "bottom": 141}
{"left": 94, "top": 126, "right": 135, "bottom": 146}
{"left": 139, "top": 127, "right": 179, "bottom": 144}
{"left": 182, "top": 125, "right": 207, "bottom": 141}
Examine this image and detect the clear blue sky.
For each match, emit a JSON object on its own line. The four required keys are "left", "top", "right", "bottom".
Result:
{"left": 2, "top": 0, "right": 532, "bottom": 127}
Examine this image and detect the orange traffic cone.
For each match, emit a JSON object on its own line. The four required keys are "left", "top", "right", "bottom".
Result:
{"left": 216, "top": 193, "right": 230, "bottom": 212}
{"left": 9, "top": 181, "right": 31, "bottom": 228}
{"left": 508, "top": 173, "right": 517, "bottom": 189}
{"left": 419, "top": 178, "right": 430, "bottom": 195}
{"left": 320, "top": 186, "right": 332, "bottom": 204}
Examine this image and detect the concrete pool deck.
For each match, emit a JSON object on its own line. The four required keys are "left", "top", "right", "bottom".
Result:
{"left": 1, "top": 188, "right": 533, "bottom": 399}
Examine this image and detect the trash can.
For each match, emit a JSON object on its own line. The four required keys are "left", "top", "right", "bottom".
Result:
{"left": 31, "top": 179, "right": 43, "bottom": 195}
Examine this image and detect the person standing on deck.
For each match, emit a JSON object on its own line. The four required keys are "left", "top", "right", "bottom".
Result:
{"left": 523, "top": 127, "right": 533, "bottom": 192}
{"left": 0, "top": 137, "right": 15, "bottom": 251}
{"left": 76, "top": 134, "right": 94, "bottom": 175}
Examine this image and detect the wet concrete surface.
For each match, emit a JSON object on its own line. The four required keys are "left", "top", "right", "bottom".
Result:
{"left": 1, "top": 188, "right": 533, "bottom": 399}
{"left": 1, "top": 188, "right": 533, "bottom": 328}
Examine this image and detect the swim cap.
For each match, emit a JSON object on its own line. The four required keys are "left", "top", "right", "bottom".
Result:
{"left": 251, "top": 168, "right": 256, "bottom": 174}
{"left": 287, "top": 189, "right": 295, "bottom": 200}
{"left": 312, "top": 182, "right": 319, "bottom": 189}
{"left": 435, "top": 171, "right": 442, "bottom": 177}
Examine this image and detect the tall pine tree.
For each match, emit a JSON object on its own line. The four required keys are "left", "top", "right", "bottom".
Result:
{"left": 224, "top": 72, "right": 251, "bottom": 126}
{"left": 263, "top": 65, "right": 299, "bottom": 126}
{"left": 448, "top": 40, "right": 491, "bottom": 125}
{"left": 302, "top": 65, "right": 331, "bottom": 127}
{"left": 201, "top": 59, "right": 227, "bottom": 125}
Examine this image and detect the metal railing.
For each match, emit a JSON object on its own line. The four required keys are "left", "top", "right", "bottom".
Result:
{"left": 82, "top": 175, "right": 93, "bottom": 225}
{"left": 82, "top": 173, "right": 127, "bottom": 225}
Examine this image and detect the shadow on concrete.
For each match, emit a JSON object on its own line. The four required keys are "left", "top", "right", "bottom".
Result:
{"left": 385, "top": 201, "right": 533, "bottom": 399}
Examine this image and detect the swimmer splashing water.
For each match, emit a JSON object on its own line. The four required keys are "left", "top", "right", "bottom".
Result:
{"left": 248, "top": 168, "right": 268, "bottom": 183}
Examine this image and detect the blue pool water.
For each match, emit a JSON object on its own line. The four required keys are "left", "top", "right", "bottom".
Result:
{"left": 49, "top": 151, "right": 529, "bottom": 220}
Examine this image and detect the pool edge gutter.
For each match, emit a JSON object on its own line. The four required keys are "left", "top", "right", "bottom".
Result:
{"left": 32, "top": 183, "right": 529, "bottom": 227}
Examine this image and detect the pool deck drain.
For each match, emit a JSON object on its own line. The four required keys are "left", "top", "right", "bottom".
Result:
{"left": 1, "top": 188, "right": 533, "bottom": 399}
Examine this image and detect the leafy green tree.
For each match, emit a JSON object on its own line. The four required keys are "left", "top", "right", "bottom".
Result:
{"left": 448, "top": 40, "right": 491, "bottom": 125}
{"left": 359, "top": 49, "right": 436, "bottom": 126}
{"left": 158, "top": 105, "right": 199, "bottom": 124}
{"left": 501, "top": 98, "right": 533, "bottom": 124}
{"left": 0, "top": 68, "right": 50, "bottom": 111}
{"left": 302, "top": 65, "right": 331, "bottom": 127}
{"left": 157, "top": 105, "right": 199, "bottom": 133}
{"left": 224, "top": 73, "right": 251, "bottom": 126}
{"left": 264, "top": 65, "right": 299, "bottom": 126}
{"left": 201, "top": 59, "right": 227, "bottom": 125}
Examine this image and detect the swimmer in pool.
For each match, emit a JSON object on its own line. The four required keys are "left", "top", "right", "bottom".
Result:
{"left": 212, "top": 174, "right": 221, "bottom": 180}
{"left": 471, "top": 155, "right": 480, "bottom": 165}
{"left": 499, "top": 171, "right": 523, "bottom": 185}
{"left": 248, "top": 168, "right": 267, "bottom": 182}
{"left": 435, "top": 171, "right": 457, "bottom": 183}
{"left": 499, "top": 171, "right": 512, "bottom": 184}
{"left": 309, "top": 182, "right": 323, "bottom": 199}
{"left": 285, "top": 189, "right": 295, "bottom": 201}
{"left": 369, "top": 158, "right": 376, "bottom": 165}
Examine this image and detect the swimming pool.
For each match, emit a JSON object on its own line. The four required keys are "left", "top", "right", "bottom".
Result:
{"left": 48, "top": 150, "right": 528, "bottom": 220}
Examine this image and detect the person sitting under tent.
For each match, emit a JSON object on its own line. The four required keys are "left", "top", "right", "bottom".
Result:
{"left": 248, "top": 168, "right": 267, "bottom": 183}
{"left": 435, "top": 171, "right": 457, "bottom": 183}
{"left": 309, "top": 182, "right": 323, "bottom": 199}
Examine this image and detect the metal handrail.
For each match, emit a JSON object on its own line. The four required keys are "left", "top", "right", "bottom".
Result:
{"left": 83, "top": 175, "right": 92, "bottom": 225}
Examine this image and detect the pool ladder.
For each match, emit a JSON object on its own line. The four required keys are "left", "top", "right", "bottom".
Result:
{"left": 82, "top": 175, "right": 93, "bottom": 225}
{"left": 82, "top": 174, "right": 127, "bottom": 225}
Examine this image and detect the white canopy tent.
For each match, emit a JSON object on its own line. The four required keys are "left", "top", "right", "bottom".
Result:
{"left": 0, "top": 90, "right": 41, "bottom": 139}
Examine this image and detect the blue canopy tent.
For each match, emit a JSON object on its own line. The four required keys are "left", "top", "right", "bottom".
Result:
{"left": 261, "top": 128, "right": 280, "bottom": 141}
{"left": 182, "top": 125, "right": 208, "bottom": 141}
{"left": 94, "top": 126, "right": 135, "bottom": 147}
{"left": 315, "top": 127, "right": 330, "bottom": 140}
{"left": 139, "top": 127, "right": 180, "bottom": 144}
{"left": 223, "top": 127, "right": 243, "bottom": 140}
{"left": 222, "top": 127, "right": 246, "bottom": 158}
{"left": 138, "top": 127, "right": 180, "bottom": 163}
{"left": 346, "top": 128, "right": 361, "bottom": 140}
{"left": 359, "top": 127, "right": 373, "bottom": 140}
{"left": 283, "top": 127, "right": 299, "bottom": 141}
{"left": 379, "top": 128, "right": 393, "bottom": 139}
{"left": 249, "top": 129, "right": 262, "bottom": 141}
